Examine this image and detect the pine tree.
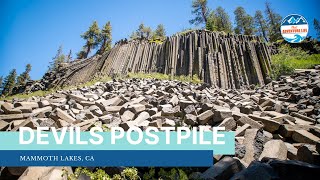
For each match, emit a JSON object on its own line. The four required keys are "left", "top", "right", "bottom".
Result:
{"left": 80, "top": 21, "right": 101, "bottom": 58}
{"left": 131, "top": 23, "right": 152, "bottom": 40}
{"left": 234, "top": 7, "right": 255, "bottom": 35}
{"left": 76, "top": 47, "right": 87, "bottom": 59}
{"left": 214, "top": 6, "right": 232, "bottom": 33}
{"left": 265, "top": 2, "right": 282, "bottom": 42}
{"left": 314, "top": 18, "right": 320, "bottom": 39}
{"left": 17, "top": 64, "right": 32, "bottom": 86}
{"left": 153, "top": 24, "right": 166, "bottom": 40}
{"left": 49, "top": 45, "right": 66, "bottom": 71}
{"left": 67, "top": 49, "right": 72, "bottom": 63}
{"left": 189, "top": 0, "right": 210, "bottom": 26}
{"left": 130, "top": 31, "right": 139, "bottom": 40}
{"left": 97, "top": 21, "right": 112, "bottom": 55}
{"left": 254, "top": 10, "right": 268, "bottom": 41}
{"left": 2, "top": 69, "right": 17, "bottom": 96}
{"left": 206, "top": 11, "right": 217, "bottom": 31}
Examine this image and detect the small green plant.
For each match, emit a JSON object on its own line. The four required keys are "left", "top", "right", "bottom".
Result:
{"left": 121, "top": 167, "right": 140, "bottom": 180}
{"left": 62, "top": 167, "right": 111, "bottom": 180}
{"left": 143, "top": 168, "right": 156, "bottom": 180}
{"left": 158, "top": 168, "right": 188, "bottom": 180}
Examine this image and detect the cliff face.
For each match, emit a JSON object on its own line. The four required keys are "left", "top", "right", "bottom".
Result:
{"left": 43, "top": 30, "right": 272, "bottom": 89}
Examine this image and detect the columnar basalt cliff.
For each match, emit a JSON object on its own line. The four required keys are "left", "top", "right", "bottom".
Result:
{"left": 40, "top": 30, "right": 272, "bottom": 90}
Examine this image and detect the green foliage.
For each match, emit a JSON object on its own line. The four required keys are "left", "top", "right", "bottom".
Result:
{"left": 121, "top": 167, "right": 139, "bottom": 180}
{"left": 206, "top": 11, "right": 217, "bottom": 31}
{"left": 77, "top": 47, "right": 87, "bottom": 59}
{"left": 17, "top": 64, "right": 32, "bottom": 86}
{"left": 158, "top": 168, "right": 188, "bottom": 180}
{"left": 265, "top": 2, "right": 282, "bottom": 42}
{"left": 62, "top": 167, "right": 140, "bottom": 180}
{"left": 271, "top": 44, "right": 320, "bottom": 79}
{"left": 143, "top": 168, "right": 156, "bottom": 180}
{"left": 234, "top": 7, "right": 255, "bottom": 35}
{"left": 189, "top": 0, "right": 210, "bottom": 26}
{"left": 130, "top": 23, "right": 152, "bottom": 40}
{"left": 127, "top": 72, "right": 202, "bottom": 84}
{"left": 97, "top": 21, "right": 112, "bottom": 55}
{"left": 314, "top": 18, "right": 320, "bottom": 39}
{"left": 208, "top": 6, "right": 232, "bottom": 33}
{"left": 49, "top": 45, "right": 66, "bottom": 71}
{"left": 1, "top": 69, "right": 17, "bottom": 96}
{"left": 254, "top": 10, "right": 268, "bottom": 42}
{"left": 61, "top": 167, "right": 193, "bottom": 180}
{"left": 152, "top": 24, "right": 166, "bottom": 41}
{"left": 62, "top": 167, "right": 111, "bottom": 180}
{"left": 80, "top": 21, "right": 101, "bottom": 58}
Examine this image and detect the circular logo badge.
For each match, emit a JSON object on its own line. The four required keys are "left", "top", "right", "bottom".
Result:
{"left": 281, "top": 14, "right": 308, "bottom": 43}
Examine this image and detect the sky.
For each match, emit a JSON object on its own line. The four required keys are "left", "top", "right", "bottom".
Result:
{"left": 0, "top": 0, "right": 319, "bottom": 80}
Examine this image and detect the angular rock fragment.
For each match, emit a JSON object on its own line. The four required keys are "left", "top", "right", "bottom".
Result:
{"left": 201, "top": 157, "right": 245, "bottom": 180}
{"left": 185, "top": 114, "right": 197, "bottom": 126}
{"left": 197, "top": 110, "right": 214, "bottom": 125}
{"left": 218, "top": 117, "right": 236, "bottom": 131}
{"left": 237, "top": 116, "right": 263, "bottom": 129}
{"left": 292, "top": 130, "right": 320, "bottom": 144}
{"left": 259, "top": 140, "right": 287, "bottom": 160}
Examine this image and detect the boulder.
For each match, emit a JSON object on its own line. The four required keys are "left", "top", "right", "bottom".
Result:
{"left": 197, "top": 110, "right": 214, "bottom": 125}
{"left": 259, "top": 140, "right": 287, "bottom": 160}
{"left": 200, "top": 157, "right": 245, "bottom": 180}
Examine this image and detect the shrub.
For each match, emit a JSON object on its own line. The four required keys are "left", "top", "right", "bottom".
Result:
{"left": 62, "top": 167, "right": 140, "bottom": 180}
{"left": 271, "top": 44, "right": 320, "bottom": 79}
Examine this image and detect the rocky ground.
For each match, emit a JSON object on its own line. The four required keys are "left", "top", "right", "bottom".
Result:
{"left": 1, "top": 69, "right": 320, "bottom": 179}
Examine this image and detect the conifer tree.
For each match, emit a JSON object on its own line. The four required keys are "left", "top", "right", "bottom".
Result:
{"left": 214, "top": 6, "right": 232, "bottom": 33}
{"left": 234, "top": 7, "right": 255, "bottom": 35}
{"left": 17, "top": 64, "right": 31, "bottom": 86}
{"left": 49, "top": 45, "right": 65, "bottom": 71}
{"left": 206, "top": 11, "right": 217, "bottom": 31}
{"left": 2, "top": 69, "right": 17, "bottom": 96}
{"left": 189, "top": 0, "right": 210, "bottom": 26}
{"left": 97, "top": 21, "right": 112, "bottom": 55}
{"left": 67, "top": 49, "right": 72, "bottom": 63}
{"left": 254, "top": 10, "right": 268, "bottom": 41}
{"left": 265, "top": 2, "right": 282, "bottom": 42}
{"left": 80, "top": 21, "right": 101, "bottom": 58}
{"left": 130, "top": 23, "right": 152, "bottom": 40}
{"left": 76, "top": 47, "right": 87, "bottom": 59}
{"left": 153, "top": 24, "right": 166, "bottom": 40}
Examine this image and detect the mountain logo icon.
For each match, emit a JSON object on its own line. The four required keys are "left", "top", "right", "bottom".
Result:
{"left": 281, "top": 14, "right": 308, "bottom": 43}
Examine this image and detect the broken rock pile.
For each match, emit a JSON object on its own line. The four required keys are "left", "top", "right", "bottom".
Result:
{"left": 0, "top": 69, "right": 320, "bottom": 179}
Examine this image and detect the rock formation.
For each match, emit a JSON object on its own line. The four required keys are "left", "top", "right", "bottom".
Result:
{"left": 37, "top": 30, "right": 272, "bottom": 90}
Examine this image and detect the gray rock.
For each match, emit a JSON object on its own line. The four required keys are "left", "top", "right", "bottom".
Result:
{"left": 197, "top": 110, "right": 214, "bottom": 125}
{"left": 201, "top": 157, "right": 245, "bottom": 180}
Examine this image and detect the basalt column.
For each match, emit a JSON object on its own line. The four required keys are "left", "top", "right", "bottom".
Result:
{"left": 46, "top": 30, "right": 272, "bottom": 89}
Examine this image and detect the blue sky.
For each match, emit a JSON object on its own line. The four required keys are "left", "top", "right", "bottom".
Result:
{"left": 0, "top": 0, "right": 319, "bottom": 80}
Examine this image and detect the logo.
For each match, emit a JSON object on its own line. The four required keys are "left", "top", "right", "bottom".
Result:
{"left": 281, "top": 14, "right": 308, "bottom": 43}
